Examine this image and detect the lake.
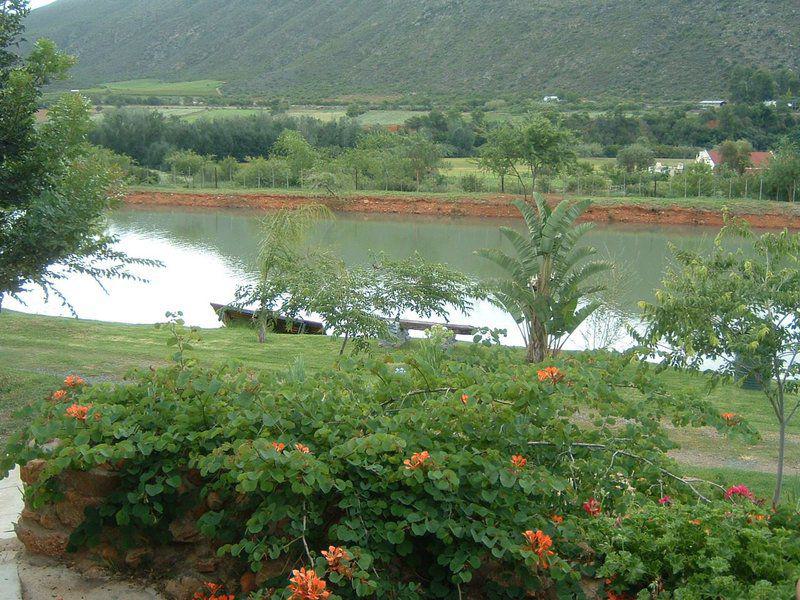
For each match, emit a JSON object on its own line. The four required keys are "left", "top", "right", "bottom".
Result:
{"left": 6, "top": 206, "right": 719, "bottom": 349}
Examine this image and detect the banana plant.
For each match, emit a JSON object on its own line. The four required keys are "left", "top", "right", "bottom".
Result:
{"left": 477, "top": 195, "right": 611, "bottom": 362}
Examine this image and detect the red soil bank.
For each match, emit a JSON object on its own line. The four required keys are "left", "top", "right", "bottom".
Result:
{"left": 124, "top": 191, "right": 800, "bottom": 229}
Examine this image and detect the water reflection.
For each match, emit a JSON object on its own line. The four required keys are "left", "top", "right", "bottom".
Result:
{"left": 6, "top": 206, "right": 719, "bottom": 349}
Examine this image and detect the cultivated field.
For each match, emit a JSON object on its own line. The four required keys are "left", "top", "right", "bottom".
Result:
{"left": 79, "top": 78, "right": 225, "bottom": 97}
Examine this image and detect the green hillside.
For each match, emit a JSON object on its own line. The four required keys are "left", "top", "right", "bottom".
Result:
{"left": 24, "top": 0, "right": 800, "bottom": 100}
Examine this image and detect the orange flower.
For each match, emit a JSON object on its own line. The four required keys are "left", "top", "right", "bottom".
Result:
{"left": 64, "top": 375, "right": 86, "bottom": 388}
{"left": 551, "top": 514, "right": 564, "bottom": 524}
{"left": 294, "top": 443, "right": 311, "bottom": 454}
{"left": 522, "top": 530, "right": 554, "bottom": 567}
{"left": 689, "top": 518, "right": 702, "bottom": 525}
{"left": 52, "top": 389, "right": 67, "bottom": 401}
{"left": 66, "top": 403, "right": 91, "bottom": 421}
{"left": 272, "top": 441, "right": 286, "bottom": 453}
{"left": 582, "top": 497, "right": 602, "bottom": 517}
{"left": 461, "top": 393, "right": 469, "bottom": 405}
{"left": 510, "top": 454, "right": 527, "bottom": 470}
{"left": 321, "top": 545, "right": 352, "bottom": 577}
{"left": 721, "top": 412, "right": 739, "bottom": 426}
{"left": 193, "top": 582, "right": 235, "bottom": 600}
{"left": 403, "top": 451, "right": 431, "bottom": 470}
{"left": 288, "top": 567, "right": 330, "bottom": 600}
{"left": 537, "top": 366, "right": 564, "bottom": 384}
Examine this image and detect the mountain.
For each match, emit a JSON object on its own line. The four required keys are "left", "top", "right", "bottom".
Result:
{"left": 23, "top": 0, "right": 800, "bottom": 100}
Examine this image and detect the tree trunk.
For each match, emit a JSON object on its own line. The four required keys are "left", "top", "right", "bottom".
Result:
{"left": 257, "top": 322, "right": 267, "bottom": 344}
{"left": 525, "top": 318, "right": 547, "bottom": 363}
{"left": 500, "top": 174, "right": 505, "bottom": 193}
{"left": 339, "top": 331, "right": 350, "bottom": 356}
{"left": 774, "top": 417, "right": 787, "bottom": 506}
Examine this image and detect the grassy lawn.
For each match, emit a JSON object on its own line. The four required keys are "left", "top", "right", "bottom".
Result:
{"left": 2, "top": 309, "right": 799, "bottom": 500}
{"left": 79, "top": 79, "right": 225, "bottom": 97}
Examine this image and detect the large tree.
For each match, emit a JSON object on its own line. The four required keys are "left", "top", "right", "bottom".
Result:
{"left": 0, "top": 0, "right": 154, "bottom": 311}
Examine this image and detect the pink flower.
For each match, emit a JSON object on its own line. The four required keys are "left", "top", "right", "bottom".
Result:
{"left": 724, "top": 485, "right": 755, "bottom": 502}
{"left": 582, "top": 497, "right": 602, "bottom": 517}
{"left": 658, "top": 496, "right": 672, "bottom": 506}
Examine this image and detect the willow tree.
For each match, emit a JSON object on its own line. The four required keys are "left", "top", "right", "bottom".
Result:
{"left": 478, "top": 196, "right": 610, "bottom": 363}
{"left": 232, "top": 204, "right": 476, "bottom": 353}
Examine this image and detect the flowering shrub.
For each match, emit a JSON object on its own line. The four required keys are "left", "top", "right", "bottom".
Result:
{"left": 585, "top": 502, "right": 800, "bottom": 599}
{"left": 3, "top": 325, "right": 790, "bottom": 598}
{"left": 287, "top": 567, "right": 330, "bottom": 600}
{"left": 193, "top": 582, "right": 235, "bottom": 600}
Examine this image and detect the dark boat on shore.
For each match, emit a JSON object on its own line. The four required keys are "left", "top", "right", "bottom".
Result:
{"left": 211, "top": 303, "right": 477, "bottom": 338}
{"left": 210, "top": 303, "right": 326, "bottom": 335}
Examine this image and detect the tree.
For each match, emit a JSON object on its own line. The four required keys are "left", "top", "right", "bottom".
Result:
{"left": 477, "top": 196, "right": 610, "bottom": 363}
{"left": 272, "top": 130, "right": 318, "bottom": 183}
{"left": 345, "top": 103, "right": 366, "bottom": 118}
{"left": 764, "top": 141, "right": 800, "bottom": 202}
{"left": 0, "top": 1, "right": 156, "bottom": 311}
{"left": 717, "top": 139, "right": 753, "bottom": 175}
{"left": 165, "top": 149, "right": 206, "bottom": 178}
{"left": 402, "top": 134, "right": 443, "bottom": 190}
{"left": 516, "top": 114, "right": 575, "bottom": 196}
{"left": 616, "top": 143, "right": 655, "bottom": 173}
{"left": 640, "top": 219, "right": 800, "bottom": 505}
{"left": 477, "top": 124, "right": 517, "bottom": 193}
{"left": 233, "top": 205, "right": 475, "bottom": 353}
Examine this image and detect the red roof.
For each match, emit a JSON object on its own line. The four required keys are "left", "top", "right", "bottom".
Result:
{"left": 708, "top": 150, "right": 772, "bottom": 169}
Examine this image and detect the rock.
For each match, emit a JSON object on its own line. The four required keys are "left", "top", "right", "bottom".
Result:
{"left": 21, "top": 506, "right": 60, "bottom": 531}
{"left": 14, "top": 518, "right": 70, "bottom": 558}
{"left": 206, "top": 491, "right": 223, "bottom": 510}
{"left": 19, "top": 459, "right": 47, "bottom": 486}
{"left": 63, "top": 468, "right": 120, "bottom": 497}
{"left": 168, "top": 515, "right": 202, "bottom": 543}
{"left": 255, "top": 560, "right": 285, "bottom": 586}
{"left": 163, "top": 575, "right": 205, "bottom": 600}
{"left": 125, "top": 547, "right": 150, "bottom": 569}
{"left": 55, "top": 490, "right": 103, "bottom": 529}
{"left": 194, "top": 557, "right": 218, "bottom": 573}
{"left": 240, "top": 571, "right": 256, "bottom": 595}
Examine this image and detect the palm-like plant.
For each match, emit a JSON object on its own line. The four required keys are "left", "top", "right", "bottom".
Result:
{"left": 477, "top": 195, "right": 611, "bottom": 363}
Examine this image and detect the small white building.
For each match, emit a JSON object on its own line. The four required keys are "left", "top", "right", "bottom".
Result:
{"left": 542, "top": 95, "right": 560, "bottom": 103}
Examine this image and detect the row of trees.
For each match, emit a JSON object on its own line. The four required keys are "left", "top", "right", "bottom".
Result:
{"left": 89, "top": 99, "right": 800, "bottom": 175}
{"left": 163, "top": 129, "right": 447, "bottom": 192}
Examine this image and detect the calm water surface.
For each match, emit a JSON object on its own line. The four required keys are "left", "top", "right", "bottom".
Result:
{"left": 7, "top": 206, "right": 719, "bottom": 349}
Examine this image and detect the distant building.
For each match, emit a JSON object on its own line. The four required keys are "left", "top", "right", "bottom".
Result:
{"left": 699, "top": 100, "right": 727, "bottom": 108}
{"left": 649, "top": 161, "right": 685, "bottom": 176}
{"left": 696, "top": 149, "right": 772, "bottom": 171}
{"left": 763, "top": 100, "right": 778, "bottom": 107}
{"left": 542, "top": 95, "right": 560, "bottom": 103}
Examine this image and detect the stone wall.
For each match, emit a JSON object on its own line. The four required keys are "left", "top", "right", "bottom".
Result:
{"left": 15, "top": 459, "right": 262, "bottom": 599}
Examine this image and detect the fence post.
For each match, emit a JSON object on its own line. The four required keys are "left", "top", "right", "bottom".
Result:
{"left": 684, "top": 173, "right": 687, "bottom": 198}
{"left": 745, "top": 179, "right": 748, "bottom": 198}
{"left": 759, "top": 178, "right": 763, "bottom": 201}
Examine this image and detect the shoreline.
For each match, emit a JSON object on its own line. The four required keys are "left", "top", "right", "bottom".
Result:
{"left": 125, "top": 190, "right": 800, "bottom": 229}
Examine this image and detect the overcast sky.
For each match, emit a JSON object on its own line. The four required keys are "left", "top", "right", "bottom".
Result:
{"left": 30, "top": 0, "right": 57, "bottom": 8}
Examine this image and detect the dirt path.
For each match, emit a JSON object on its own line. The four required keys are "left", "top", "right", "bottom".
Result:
{"left": 125, "top": 190, "right": 800, "bottom": 229}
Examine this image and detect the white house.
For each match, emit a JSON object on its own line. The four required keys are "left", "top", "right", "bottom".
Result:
{"left": 699, "top": 100, "right": 727, "bottom": 109}
{"left": 542, "top": 95, "right": 560, "bottom": 103}
{"left": 696, "top": 149, "right": 773, "bottom": 171}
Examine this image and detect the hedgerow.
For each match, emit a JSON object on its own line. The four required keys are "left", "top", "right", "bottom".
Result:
{"left": 3, "top": 323, "right": 797, "bottom": 598}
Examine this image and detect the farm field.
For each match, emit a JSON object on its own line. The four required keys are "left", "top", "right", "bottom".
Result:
{"left": 78, "top": 78, "right": 225, "bottom": 97}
